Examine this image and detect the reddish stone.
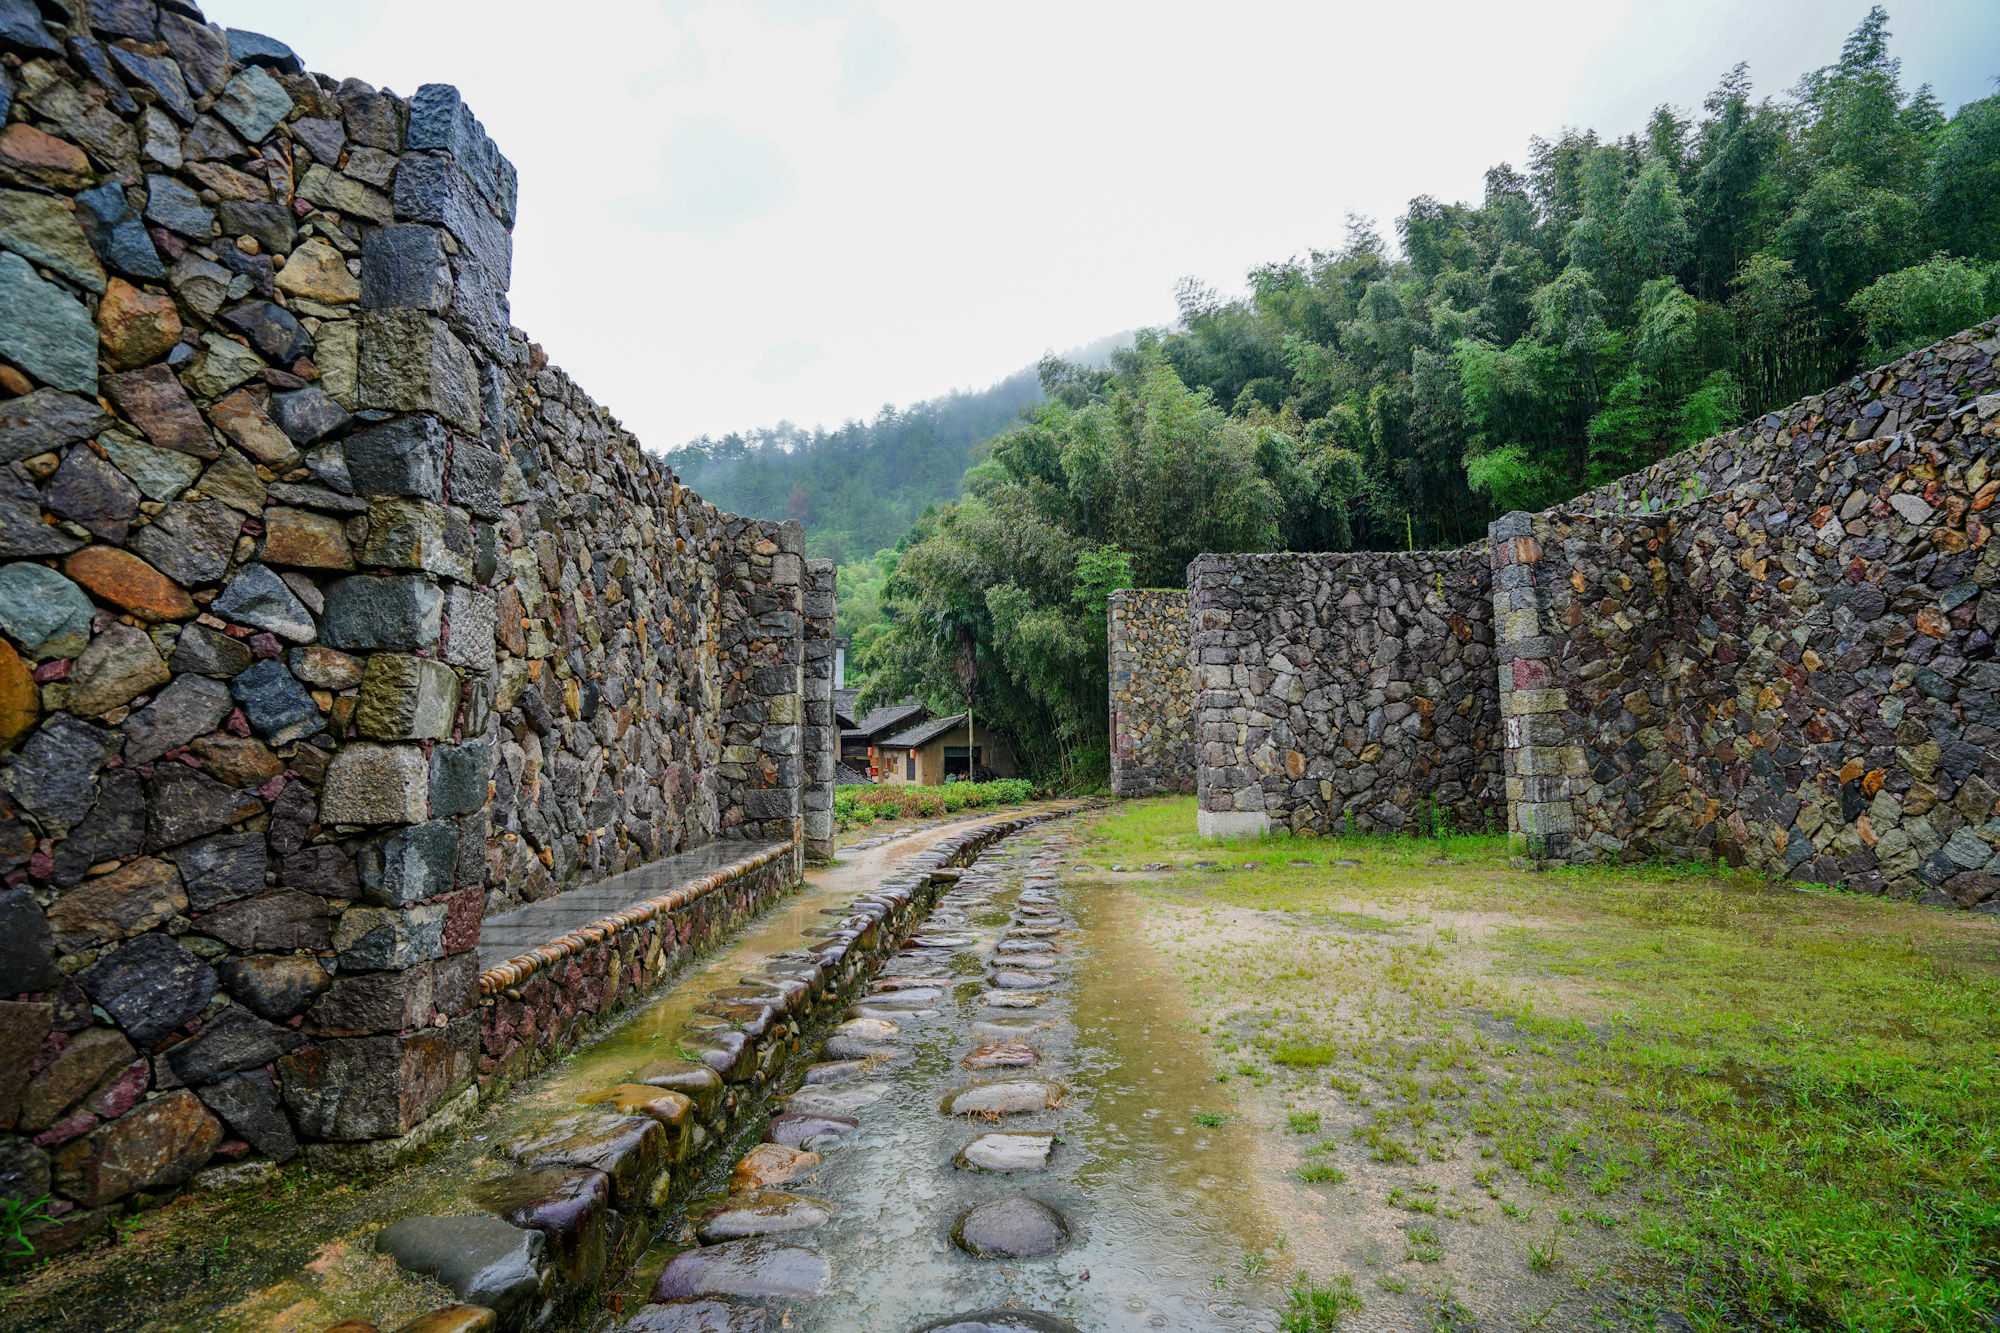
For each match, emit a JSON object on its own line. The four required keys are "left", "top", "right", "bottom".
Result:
{"left": 19, "top": 1026, "right": 134, "bottom": 1130}
{"left": 64, "top": 546, "right": 197, "bottom": 622}
{"left": 0, "top": 124, "right": 92, "bottom": 189}
{"left": 33, "top": 1110, "right": 97, "bottom": 1147}
{"left": 439, "top": 886, "right": 482, "bottom": 956}
{"left": 85, "top": 1059, "right": 149, "bottom": 1119}
{"left": 103, "top": 365, "right": 217, "bottom": 459}
{"left": 96, "top": 279, "right": 183, "bottom": 371}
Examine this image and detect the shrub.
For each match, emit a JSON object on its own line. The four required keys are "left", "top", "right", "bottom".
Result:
{"left": 834, "top": 778, "right": 1035, "bottom": 830}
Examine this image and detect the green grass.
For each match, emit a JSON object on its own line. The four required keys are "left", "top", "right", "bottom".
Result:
{"left": 1298, "top": 1163, "right": 1347, "bottom": 1183}
{"left": 1193, "top": 1109, "right": 1227, "bottom": 1128}
{"left": 1082, "top": 797, "right": 2000, "bottom": 1333}
{"left": 1281, "top": 1272, "right": 1363, "bottom": 1331}
{"left": 1288, "top": 1110, "right": 1323, "bottom": 1134}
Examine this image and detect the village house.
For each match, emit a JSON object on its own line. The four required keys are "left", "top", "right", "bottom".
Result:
{"left": 872, "top": 713, "right": 1019, "bottom": 786}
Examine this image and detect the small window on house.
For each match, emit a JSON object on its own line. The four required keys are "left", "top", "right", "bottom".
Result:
{"left": 944, "top": 746, "right": 982, "bottom": 778}
{"left": 906, "top": 750, "right": 916, "bottom": 781}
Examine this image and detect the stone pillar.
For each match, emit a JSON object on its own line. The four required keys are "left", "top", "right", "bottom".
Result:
{"left": 716, "top": 519, "right": 804, "bottom": 874}
{"left": 1188, "top": 555, "right": 1272, "bottom": 838}
{"left": 1490, "top": 511, "right": 1575, "bottom": 857}
{"left": 801, "top": 560, "right": 836, "bottom": 863}
{"left": 280, "top": 84, "right": 513, "bottom": 1145}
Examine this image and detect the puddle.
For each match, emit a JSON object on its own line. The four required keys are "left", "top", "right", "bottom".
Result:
{"left": 639, "top": 826, "right": 1289, "bottom": 1330}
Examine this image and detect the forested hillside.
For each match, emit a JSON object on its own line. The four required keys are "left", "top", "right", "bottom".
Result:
{"left": 864, "top": 7, "right": 2000, "bottom": 784}
{"left": 662, "top": 334, "right": 1131, "bottom": 568}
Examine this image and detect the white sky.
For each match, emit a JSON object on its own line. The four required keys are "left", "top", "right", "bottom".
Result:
{"left": 200, "top": 0, "right": 1997, "bottom": 450}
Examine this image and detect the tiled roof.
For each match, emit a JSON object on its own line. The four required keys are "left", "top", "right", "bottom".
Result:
{"left": 843, "top": 702, "right": 928, "bottom": 740}
{"left": 880, "top": 712, "right": 971, "bottom": 749}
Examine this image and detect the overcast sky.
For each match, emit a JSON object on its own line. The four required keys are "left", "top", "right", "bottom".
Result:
{"left": 199, "top": 0, "right": 1997, "bottom": 450}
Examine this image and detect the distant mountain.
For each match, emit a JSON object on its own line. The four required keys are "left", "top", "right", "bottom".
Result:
{"left": 661, "top": 333, "right": 1132, "bottom": 565}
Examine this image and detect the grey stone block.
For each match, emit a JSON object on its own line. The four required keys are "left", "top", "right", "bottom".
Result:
{"left": 357, "top": 654, "right": 459, "bottom": 741}
{"left": 321, "top": 575, "right": 443, "bottom": 652}
{"left": 357, "top": 310, "right": 480, "bottom": 434}
{"left": 358, "top": 821, "right": 460, "bottom": 907}
{"left": 361, "top": 223, "right": 452, "bottom": 313}
{"left": 447, "top": 440, "right": 503, "bottom": 519}
{"left": 343, "top": 415, "right": 446, "bottom": 500}
{"left": 429, "top": 741, "right": 492, "bottom": 818}
{"left": 443, "top": 585, "right": 496, "bottom": 671}
{"left": 322, "top": 743, "right": 430, "bottom": 826}
{"left": 404, "top": 84, "right": 518, "bottom": 224}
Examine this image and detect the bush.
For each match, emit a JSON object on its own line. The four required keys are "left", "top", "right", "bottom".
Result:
{"left": 834, "top": 778, "right": 1035, "bottom": 830}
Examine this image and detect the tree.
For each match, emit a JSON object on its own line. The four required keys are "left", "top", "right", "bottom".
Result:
{"left": 1848, "top": 253, "right": 2000, "bottom": 362}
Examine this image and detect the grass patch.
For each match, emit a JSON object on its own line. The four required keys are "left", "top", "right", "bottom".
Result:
{"left": 1272, "top": 1043, "right": 1338, "bottom": 1067}
{"left": 1081, "top": 797, "right": 2000, "bottom": 1333}
{"left": 1298, "top": 1163, "right": 1348, "bottom": 1184}
{"left": 1281, "top": 1272, "right": 1363, "bottom": 1331}
{"left": 1288, "top": 1110, "right": 1323, "bottom": 1134}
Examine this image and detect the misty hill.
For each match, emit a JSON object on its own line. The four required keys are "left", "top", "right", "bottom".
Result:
{"left": 662, "top": 334, "right": 1131, "bottom": 564}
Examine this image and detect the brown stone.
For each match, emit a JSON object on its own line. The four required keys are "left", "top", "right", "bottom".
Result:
{"left": 195, "top": 890, "right": 331, "bottom": 952}
{"left": 289, "top": 647, "right": 363, "bottom": 689}
{"left": 206, "top": 390, "right": 297, "bottom": 467}
{"left": 19, "top": 1026, "right": 134, "bottom": 1132}
{"left": 0, "top": 1001, "right": 54, "bottom": 1131}
{"left": 391, "top": 1309, "right": 497, "bottom": 1333}
{"left": 66, "top": 622, "right": 172, "bottom": 716}
{"left": 0, "top": 125, "right": 93, "bottom": 191}
{"left": 96, "top": 279, "right": 183, "bottom": 371}
{"left": 190, "top": 733, "right": 285, "bottom": 786}
{"left": 103, "top": 365, "right": 217, "bottom": 459}
{"left": 65, "top": 546, "right": 196, "bottom": 622}
{"left": 261, "top": 506, "right": 355, "bottom": 570}
{"left": 274, "top": 239, "right": 359, "bottom": 304}
{"left": 0, "top": 639, "right": 38, "bottom": 751}
{"left": 962, "top": 1041, "right": 1039, "bottom": 1069}
{"left": 731, "top": 1142, "right": 820, "bottom": 1191}
{"left": 47, "top": 857, "right": 186, "bottom": 948}
{"left": 51, "top": 1088, "right": 223, "bottom": 1206}
{"left": 575, "top": 1083, "right": 693, "bottom": 1128}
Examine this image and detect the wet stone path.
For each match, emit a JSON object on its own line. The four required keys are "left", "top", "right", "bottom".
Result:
{"left": 619, "top": 823, "right": 1283, "bottom": 1333}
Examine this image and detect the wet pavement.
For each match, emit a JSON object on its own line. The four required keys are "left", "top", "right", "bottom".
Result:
{"left": 625, "top": 822, "right": 1289, "bottom": 1331}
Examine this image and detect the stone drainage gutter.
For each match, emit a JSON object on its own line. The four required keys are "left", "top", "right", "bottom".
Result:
{"left": 330, "top": 809, "right": 1072, "bottom": 1333}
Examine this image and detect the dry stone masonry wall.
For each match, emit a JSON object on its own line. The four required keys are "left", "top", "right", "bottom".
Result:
{"left": 1107, "top": 588, "right": 1194, "bottom": 798}
{"left": 1494, "top": 321, "right": 2000, "bottom": 910}
{"left": 1123, "top": 321, "right": 2000, "bottom": 915}
{"left": 1187, "top": 550, "right": 1501, "bottom": 838}
{"left": 0, "top": 0, "right": 824, "bottom": 1250}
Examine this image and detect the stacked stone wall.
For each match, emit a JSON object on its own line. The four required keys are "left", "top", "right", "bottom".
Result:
{"left": 1139, "top": 321, "right": 2000, "bottom": 912}
{"left": 1496, "top": 321, "right": 2000, "bottom": 908}
{"left": 1187, "top": 548, "right": 1501, "bottom": 838}
{"left": 1108, "top": 588, "right": 1194, "bottom": 797}
{"left": 0, "top": 0, "right": 819, "bottom": 1246}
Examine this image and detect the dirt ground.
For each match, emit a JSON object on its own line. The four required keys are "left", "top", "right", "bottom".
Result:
{"left": 1070, "top": 798, "right": 2000, "bottom": 1333}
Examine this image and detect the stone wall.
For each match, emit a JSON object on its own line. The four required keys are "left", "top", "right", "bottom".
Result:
{"left": 801, "top": 557, "right": 835, "bottom": 862}
{"left": 1187, "top": 549, "right": 1501, "bottom": 838}
{"left": 1495, "top": 321, "right": 2000, "bottom": 909}
{"left": 1108, "top": 588, "right": 1194, "bottom": 798}
{"left": 1130, "top": 321, "right": 2000, "bottom": 913}
{"left": 0, "top": 0, "right": 821, "bottom": 1244}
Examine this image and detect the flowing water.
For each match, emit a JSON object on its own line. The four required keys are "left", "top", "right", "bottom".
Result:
{"left": 630, "top": 823, "right": 1290, "bottom": 1331}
